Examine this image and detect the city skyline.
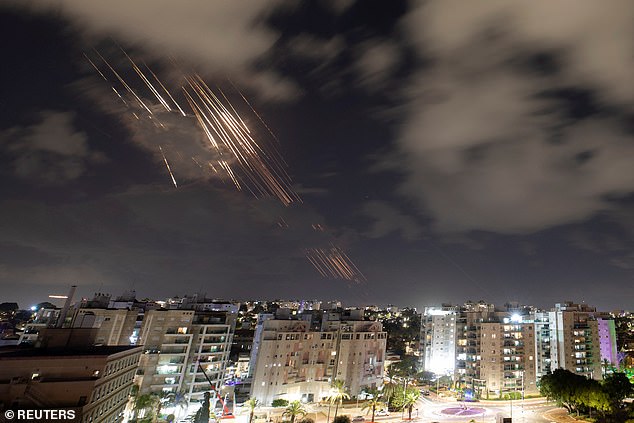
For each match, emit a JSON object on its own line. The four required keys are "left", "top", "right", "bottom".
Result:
{"left": 1, "top": 1, "right": 633, "bottom": 311}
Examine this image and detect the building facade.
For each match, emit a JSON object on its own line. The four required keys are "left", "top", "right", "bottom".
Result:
{"left": 250, "top": 311, "right": 386, "bottom": 405}
{"left": 136, "top": 307, "right": 235, "bottom": 402}
{"left": 420, "top": 306, "right": 457, "bottom": 375}
{"left": 0, "top": 345, "right": 141, "bottom": 423}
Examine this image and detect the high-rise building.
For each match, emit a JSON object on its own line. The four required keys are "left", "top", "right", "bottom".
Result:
{"left": 548, "top": 302, "right": 609, "bottom": 380}
{"left": 479, "top": 317, "right": 538, "bottom": 396}
{"left": 135, "top": 305, "right": 236, "bottom": 402}
{"left": 532, "top": 311, "right": 552, "bottom": 379}
{"left": 420, "top": 306, "right": 457, "bottom": 375}
{"left": 249, "top": 309, "right": 386, "bottom": 405}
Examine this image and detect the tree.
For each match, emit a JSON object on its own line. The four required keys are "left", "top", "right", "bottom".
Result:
{"left": 417, "top": 371, "right": 435, "bottom": 385}
{"left": 383, "top": 365, "right": 400, "bottom": 406}
{"left": 245, "top": 398, "right": 260, "bottom": 423}
{"left": 272, "top": 399, "right": 289, "bottom": 407}
{"left": 540, "top": 368, "right": 634, "bottom": 418}
{"left": 399, "top": 388, "right": 420, "bottom": 420}
{"left": 133, "top": 393, "right": 160, "bottom": 421}
{"left": 283, "top": 400, "right": 307, "bottom": 423}
{"left": 361, "top": 393, "right": 386, "bottom": 422}
{"left": 165, "top": 391, "right": 189, "bottom": 421}
{"left": 603, "top": 372, "right": 634, "bottom": 411}
{"left": 155, "top": 390, "right": 175, "bottom": 421}
{"left": 328, "top": 380, "right": 350, "bottom": 422}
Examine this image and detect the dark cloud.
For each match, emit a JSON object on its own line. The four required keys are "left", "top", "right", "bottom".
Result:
{"left": 379, "top": 0, "right": 634, "bottom": 234}
{"left": 362, "top": 200, "right": 423, "bottom": 240}
{"left": 0, "top": 111, "right": 106, "bottom": 184}
{"left": 8, "top": 0, "right": 299, "bottom": 102}
{"left": 353, "top": 39, "right": 401, "bottom": 89}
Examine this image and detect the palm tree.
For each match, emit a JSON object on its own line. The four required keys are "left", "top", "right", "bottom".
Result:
{"left": 283, "top": 400, "right": 307, "bottom": 423}
{"left": 400, "top": 388, "right": 420, "bottom": 421}
{"left": 361, "top": 390, "right": 386, "bottom": 423}
{"left": 156, "top": 390, "right": 174, "bottom": 421}
{"left": 165, "top": 391, "right": 189, "bottom": 421}
{"left": 134, "top": 393, "right": 160, "bottom": 421}
{"left": 383, "top": 365, "right": 400, "bottom": 404}
{"left": 327, "top": 380, "right": 350, "bottom": 422}
{"left": 245, "top": 397, "right": 260, "bottom": 423}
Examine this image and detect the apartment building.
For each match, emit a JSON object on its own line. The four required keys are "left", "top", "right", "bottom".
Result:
{"left": 420, "top": 306, "right": 457, "bottom": 375}
{"left": 420, "top": 300, "right": 619, "bottom": 397}
{"left": 549, "top": 302, "right": 605, "bottom": 379}
{"left": 479, "top": 318, "right": 538, "bottom": 396}
{"left": 136, "top": 307, "right": 236, "bottom": 402}
{"left": 454, "top": 302, "right": 498, "bottom": 391}
{"left": 532, "top": 311, "right": 552, "bottom": 379}
{"left": 250, "top": 310, "right": 386, "bottom": 405}
{"left": 0, "top": 332, "right": 141, "bottom": 423}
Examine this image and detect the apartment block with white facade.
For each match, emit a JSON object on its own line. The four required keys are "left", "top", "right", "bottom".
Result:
{"left": 420, "top": 306, "right": 457, "bottom": 375}
{"left": 250, "top": 310, "right": 386, "bottom": 405}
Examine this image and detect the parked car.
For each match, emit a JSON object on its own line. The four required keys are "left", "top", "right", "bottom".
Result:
{"left": 352, "top": 416, "right": 365, "bottom": 422}
{"left": 421, "top": 390, "right": 430, "bottom": 396}
{"left": 376, "top": 410, "right": 390, "bottom": 417}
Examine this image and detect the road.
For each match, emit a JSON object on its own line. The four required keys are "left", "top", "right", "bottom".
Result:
{"left": 309, "top": 396, "right": 565, "bottom": 423}
{"left": 236, "top": 395, "right": 580, "bottom": 423}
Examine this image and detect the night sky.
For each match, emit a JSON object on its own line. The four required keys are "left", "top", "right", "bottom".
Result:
{"left": 1, "top": 1, "right": 633, "bottom": 311}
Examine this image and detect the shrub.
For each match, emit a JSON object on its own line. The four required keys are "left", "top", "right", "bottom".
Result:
{"left": 333, "top": 416, "right": 350, "bottom": 423}
{"left": 272, "top": 399, "right": 289, "bottom": 407}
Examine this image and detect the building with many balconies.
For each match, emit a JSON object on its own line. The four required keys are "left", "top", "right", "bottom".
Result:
{"left": 249, "top": 309, "right": 386, "bottom": 405}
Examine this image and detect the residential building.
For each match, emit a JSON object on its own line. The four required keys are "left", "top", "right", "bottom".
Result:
{"left": 136, "top": 306, "right": 236, "bottom": 402}
{"left": 420, "top": 305, "right": 457, "bottom": 375}
{"left": 479, "top": 318, "right": 538, "bottom": 397}
{"left": 249, "top": 309, "right": 386, "bottom": 405}
{"left": 0, "top": 328, "right": 141, "bottom": 423}
{"left": 548, "top": 302, "right": 606, "bottom": 379}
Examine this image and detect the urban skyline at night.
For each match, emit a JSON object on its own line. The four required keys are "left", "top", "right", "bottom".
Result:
{"left": 1, "top": 1, "right": 633, "bottom": 312}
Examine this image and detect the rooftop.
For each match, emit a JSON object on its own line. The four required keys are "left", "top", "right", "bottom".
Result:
{"left": 0, "top": 345, "right": 140, "bottom": 359}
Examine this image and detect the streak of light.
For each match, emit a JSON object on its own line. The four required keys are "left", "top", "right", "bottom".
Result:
{"left": 121, "top": 49, "right": 172, "bottom": 112}
{"left": 183, "top": 73, "right": 300, "bottom": 205}
{"left": 83, "top": 53, "right": 108, "bottom": 81}
{"left": 144, "top": 63, "right": 187, "bottom": 116}
{"left": 48, "top": 295, "right": 68, "bottom": 299}
{"left": 305, "top": 246, "right": 366, "bottom": 283}
{"left": 159, "top": 145, "right": 178, "bottom": 188}
{"left": 94, "top": 49, "right": 153, "bottom": 115}
{"left": 85, "top": 48, "right": 367, "bottom": 280}
{"left": 229, "top": 79, "right": 281, "bottom": 145}
{"left": 111, "top": 87, "right": 128, "bottom": 106}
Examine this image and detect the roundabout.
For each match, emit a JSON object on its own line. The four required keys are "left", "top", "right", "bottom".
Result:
{"left": 439, "top": 406, "right": 486, "bottom": 417}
